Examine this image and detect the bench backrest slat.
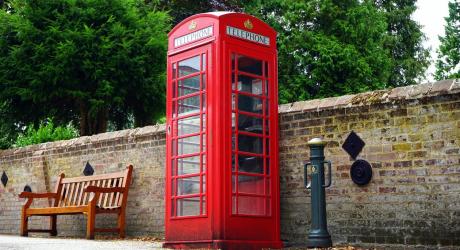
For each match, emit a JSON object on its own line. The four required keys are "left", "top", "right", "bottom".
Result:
{"left": 61, "top": 171, "right": 126, "bottom": 184}
{"left": 54, "top": 166, "right": 132, "bottom": 208}
{"left": 97, "top": 179, "right": 104, "bottom": 207}
{"left": 67, "top": 183, "right": 75, "bottom": 206}
{"left": 58, "top": 183, "right": 67, "bottom": 207}
{"left": 119, "top": 166, "right": 133, "bottom": 208}
{"left": 107, "top": 179, "right": 115, "bottom": 207}
{"left": 114, "top": 177, "right": 122, "bottom": 207}
{"left": 53, "top": 173, "right": 65, "bottom": 207}
{"left": 103, "top": 179, "right": 112, "bottom": 207}
{"left": 71, "top": 182, "right": 79, "bottom": 205}
{"left": 76, "top": 182, "right": 84, "bottom": 206}
{"left": 81, "top": 180, "right": 92, "bottom": 205}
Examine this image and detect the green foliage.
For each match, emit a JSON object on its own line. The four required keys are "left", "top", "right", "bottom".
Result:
{"left": 0, "top": 0, "right": 170, "bottom": 136}
{"left": 375, "top": 0, "right": 430, "bottom": 86}
{"left": 157, "top": 116, "right": 166, "bottom": 124}
{"left": 0, "top": 0, "right": 434, "bottom": 145}
{"left": 246, "top": 0, "right": 392, "bottom": 103}
{"left": 0, "top": 124, "right": 16, "bottom": 149}
{"left": 158, "top": 0, "right": 245, "bottom": 25}
{"left": 0, "top": 101, "right": 20, "bottom": 149}
{"left": 14, "top": 118, "right": 79, "bottom": 148}
{"left": 244, "top": 0, "right": 430, "bottom": 103}
{"left": 0, "top": 0, "right": 12, "bottom": 10}
{"left": 435, "top": 0, "right": 460, "bottom": 80}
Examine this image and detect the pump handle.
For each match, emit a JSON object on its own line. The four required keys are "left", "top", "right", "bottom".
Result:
{"left": 323, "top": 160, "right": 332, "bottom": 188}
{"left": 304, "top": 162, "right": 312, "bottom": 189}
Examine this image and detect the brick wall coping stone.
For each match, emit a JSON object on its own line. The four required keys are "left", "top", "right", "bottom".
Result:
{"left": 278, "top": 79, "right": 460, "bottom": 113}
{"left": 1, "top": 79, "right": 458, "bottom": 155}
{"left": 0, "top": 124, "right": 166, "bottom": 157}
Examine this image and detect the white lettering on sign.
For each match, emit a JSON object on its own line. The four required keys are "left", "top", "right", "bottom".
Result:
{"left": 174, "top": 26, "right": 213, "bottom": 47}
{"left": 226, "top": 26, "right": 270, "bottom": 46}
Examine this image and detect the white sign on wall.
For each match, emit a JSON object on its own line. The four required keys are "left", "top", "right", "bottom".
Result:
{"left": 174, "top": 26, "right": 213, "bottom": 47}
{"left": 226, "top": 26, "right": 270, "bottom": 46}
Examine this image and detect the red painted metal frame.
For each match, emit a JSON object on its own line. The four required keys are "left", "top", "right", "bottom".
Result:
{"left": 165, "top": 12, "right": 281, "bottom": 249}
{"left": 170, "top": 49, "right": 207, "bottom": 219}
{"left": 230, "top": 50, "right": 270, "bottom": 217}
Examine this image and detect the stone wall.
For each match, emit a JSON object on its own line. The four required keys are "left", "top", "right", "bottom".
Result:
{"left": 0, "top": 79, "right": 459, "bottom": 249}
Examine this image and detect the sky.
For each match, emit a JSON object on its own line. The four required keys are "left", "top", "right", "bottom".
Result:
{"left": 412, "top": 0, "right": 450, "bottom": 82}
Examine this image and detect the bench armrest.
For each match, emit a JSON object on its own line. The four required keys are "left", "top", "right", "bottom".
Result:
{"left": 19, "top": 192, "right": 58, "bottom": 199}
{"left": 84, "top": 186, "right": 125, "bottom": 194}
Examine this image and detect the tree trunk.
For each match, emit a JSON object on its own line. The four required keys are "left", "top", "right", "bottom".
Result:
{"left": 79, "top": 101, "right": 108, "bottom": 136}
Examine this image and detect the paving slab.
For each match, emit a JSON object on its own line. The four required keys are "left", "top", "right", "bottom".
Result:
{"left": 0, "top": 234, "right": 163, "bottom": 250}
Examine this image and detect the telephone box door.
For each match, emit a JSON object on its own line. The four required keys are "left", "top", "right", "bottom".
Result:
{"left": 225, "top": 43, "right": 280, "bottom": 240}
{"left": 166, "top": 44, "right": 212, "bottom": 241}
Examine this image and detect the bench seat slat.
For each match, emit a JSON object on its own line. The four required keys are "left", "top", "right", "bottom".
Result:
{"left": 27, "top": 206, "right": 88, "bottom": 215}
{"left": 96, "top": 205, "right": 121, "bottom": 210}
{"left": 96, "top": 205, "right": 121, "bottom": 214}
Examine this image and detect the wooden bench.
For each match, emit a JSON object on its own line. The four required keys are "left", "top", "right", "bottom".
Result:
{"left": 19, "top": 165, "right": 133, "bottom": 239}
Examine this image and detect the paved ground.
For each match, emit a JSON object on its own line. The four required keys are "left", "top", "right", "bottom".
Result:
{"left": 0, "top": 235, "right": 163, "bottom": 250}
{"left": 0, "top": 234, "right": 379, "bottom": 250}
{"left": 0, "top": 234, "right": 316, "bottom": 250}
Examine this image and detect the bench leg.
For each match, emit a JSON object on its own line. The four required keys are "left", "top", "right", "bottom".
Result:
{"left": 20, "top": 212, "right": 28, "bottom": 237}
{"left": 50, "top": 215, "right": 57, "bottom": 236}
{"left": 86, "top": 210, "right": 96, "bottom": 239}
{"left": 118, "top": 212, "right": 125, "bottom": 238}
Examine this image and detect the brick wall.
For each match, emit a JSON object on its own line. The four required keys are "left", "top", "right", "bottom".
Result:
{"left": 278, "top": 79, "right": 460, "bottom": 248}
{"left": 0, "top": 79, "right": 459, "bottom": 249}
{"left": 0, "top": 126, "right": 166, "bottom": 237}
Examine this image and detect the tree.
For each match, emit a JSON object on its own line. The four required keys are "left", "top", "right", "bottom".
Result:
{"left": 157, "top": 0, "right": 245, "bottom": 26}
{"left": 0, "top": 101, "right": 19, "bottom": 149}
{"left": 435, "top": 0, "right": 460, "bottom": 80}
{"left": 374, "top": 0, "right": 430, "bottom": 87}
{"left": 246, "top": 0, "right": 392, "bottom": 103}
{"left": 0, "top": 0, "right": 170, "bottom": 136}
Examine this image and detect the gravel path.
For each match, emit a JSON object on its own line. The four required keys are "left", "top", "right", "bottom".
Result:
{"left": 0, "top": 235, "right": 163, "bottom": 250}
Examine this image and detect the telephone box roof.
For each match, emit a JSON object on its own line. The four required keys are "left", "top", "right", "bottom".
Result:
{"left": 168, "top": 11, "right": 277, "bottom": 37}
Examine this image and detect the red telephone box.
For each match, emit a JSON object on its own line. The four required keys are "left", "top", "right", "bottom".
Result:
{"left": 165, "top": 12, "right": 282, "bottom": 249}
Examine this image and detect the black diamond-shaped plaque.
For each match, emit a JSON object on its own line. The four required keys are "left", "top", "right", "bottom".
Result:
{"left": 1, "top": 171, "right": 7, "bottom": 187}
{"left": 23, "top": 185, "right": 32, "bottom": 192}
{"left": 342, "top": 131, "right": 365, "bottom": 160}
{"left": 83, "top": 161, "right": 94, "bottom": 176}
